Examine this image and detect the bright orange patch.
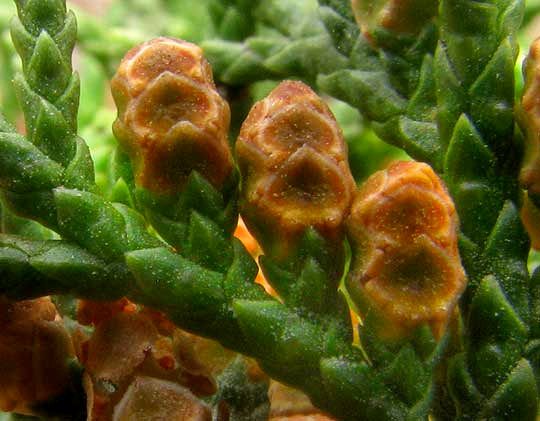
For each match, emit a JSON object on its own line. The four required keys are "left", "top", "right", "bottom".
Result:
{"left": 233, "top": 217, "right": 277, "bottom": 297}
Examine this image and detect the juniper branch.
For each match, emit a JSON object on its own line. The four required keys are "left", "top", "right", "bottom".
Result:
{"left": 1, "top": 1, "right": 538, "bottom": 420}
{"left": 202, "top": 0, "right": 348, "bottom": 86}
{"left": 416, "top": 0, "right": 537, "bottom": 418}
{"left": 0, "top": 4, "right": 377, "bottom": 420}
{"left": 310, "top": 0, "right": 537, "bottom": 419}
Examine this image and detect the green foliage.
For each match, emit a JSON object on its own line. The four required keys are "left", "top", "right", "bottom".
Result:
{"left": 1, "top": 0, "right": 540, "bottom": 420}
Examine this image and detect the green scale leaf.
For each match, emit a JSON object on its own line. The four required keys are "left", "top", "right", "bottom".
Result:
{"left": 379, "top": 345, "right": 431, "bottom": 407}
{"left": 439, "top": 2, "right": 500, "bottom": 87}
{"left": 318, "top": 5, "right": 359, "bottom": 56}
{"left": 482, "top": 202, "right": 530, "bottom": 320}
{"left": 132, "top": 171, "right": 238, "bottom": 253}
{"left": 316, "top": 0, "right": 445, "bottom": 170}
{"left": 481, "top": 359, "right": 538, "bottom": 420}
{"left": 443, "top": 115, "right": 502, "bottom": 246}
{"left": 434, "top": 43, "right": 467, "bottom": 145}
{"left": 8, "top": 0, "right": 88, "bottom": 186}
{"left": 406, "top": 55, "right": 438, "bottom": 122}
{"left": 319, "top": 357, "right": 409, "bottom": 421}
{"left": 207, "top": 0, "right": 261, "bottom": 41}
{"left": 13, "top": 73, "right": 76, "bottom": 165}
{"left": 14, "top": 0, "right": 67, "bottom": 38}
{"left": 444, "top": 114, "right": 496, "bottom": 186}
{"left": 446, "top": 353, "right": 484, "bottom": 418}
{"left": 203, "top": 39, "right": 278, "bottom": 85}
{"left": 317, "top": 69, "right": 407, "bottom": 122}
{"left": 0, "top": 234, "right": 123, "bottom": 300}
{"left": 25, "top": 31, "right": 71, "bottom": 101}
{"left": 372, "top": 116, "right": 442, "bottom": 169}
{"left": 53, "top": 187, "right": 160, "bottom": 261}
{"left": 203, "top": 0, "right": 348, "bottom": 86}
{"left": 185, "top": 210, "right": 234, "bottom": 273}
{"left": 124, "top": 246, "right": 252, "bottom": 350}
{"left": 468, "top": 39, "right": 516, "bottom": 154}
{"left": 232, "top": 299, "right": 327, "bottom": 386}
{"left": 256, "top": 227, "right": 350, "bottom": 325}
{"left": 0, "top": 129, "right": 63, "bottom": 193}
{"left": 0, "top": 242, "right": 50, "bottom": 299}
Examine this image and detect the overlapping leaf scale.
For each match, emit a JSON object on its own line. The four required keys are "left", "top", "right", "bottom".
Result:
{"left": 10, "top": 0, "right": 79, "bottom": 161}
{"left": 0, "top": 233, "right": 127, "bottom": 301}
{"left": 202, "top": 0, "right": 348, "bottom": 86}
{"left": 319, "top": 324, "right": 446, "bottom": 421}
{"left": 316, "top": 0, "right": 537, "bottom": 419}
{"left": 447, "top": 202, "right": 538, "bottom": 420}
{"left": 438, "top": 0, "right": 526, "bottom": 314}
{"left": 207, "top": 0, "right": 261, "bottom": 42}
{"left": 316, "top": 0, "right": 443, "bottom": 171}
{"left": 1, "top": 0, "right": 96, "bottom": 239}
{"left": 433, "top": 0, "right": 539, "bottom": 419}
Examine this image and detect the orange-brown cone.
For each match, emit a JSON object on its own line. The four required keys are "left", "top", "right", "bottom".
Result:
{"left": 236, "top": 80, "right": 355, "bottom": 259}
{"left": 0, "top": 296, "right": 75, "bottom": 415}
{"left": 346, "top": 161, "right": 466, "bottom": 340}
{"left": 111, "top": 37, "right": 233, "bottom": 195}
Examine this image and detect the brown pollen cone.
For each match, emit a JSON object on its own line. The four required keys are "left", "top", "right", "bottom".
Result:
{"left": 346, "top": 161, "right": 466, "bottom": 340}
{"left": 111, "top": 37, "right": 232, "bottom": 195}
{"left": 520, "top": 37, "right": 540, "bottom": 198}
{"left": 268, "top": 380, "right": 337, "bottom": 420}
{"left": 79, "top": 307, "right": 232, "bottom": 420}
{"left": 0, "top": 296, "right": 75, "bottom": 415}
{"left": 236, "top": 80, "right": 355, "bottom": 259}
{"left": 518, "top": 38, "right": 540, "bottom": 248}
{"left": 520, "top": 194, "right": 540, "bottom": 250}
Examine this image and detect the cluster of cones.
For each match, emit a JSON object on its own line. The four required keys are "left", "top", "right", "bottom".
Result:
{"left": 0, "top": 220, "right": 335, "bottom": 420}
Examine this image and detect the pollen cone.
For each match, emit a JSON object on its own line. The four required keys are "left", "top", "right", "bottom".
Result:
{"left": 236, "top": 80, "right": 355, "bottom": 260}
{"left": 346, "top": 161, "right": 466, "bottom": 340}
{"left": 111, "top": 37, "right": 232, "bottom": 195}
